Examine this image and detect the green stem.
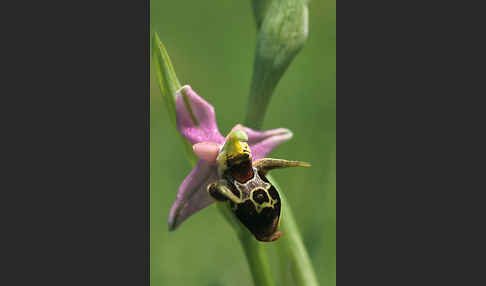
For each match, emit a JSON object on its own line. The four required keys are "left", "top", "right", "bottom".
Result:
{"left": 239, "top": 232, "right": 275, "bottom": 286}
{"left": 245, "top": 61, "right": 281, "bottom": 130}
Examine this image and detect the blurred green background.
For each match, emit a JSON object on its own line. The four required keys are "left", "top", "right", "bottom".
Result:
{"left": 150, "top": 1, "right": 335, "bottom": 285}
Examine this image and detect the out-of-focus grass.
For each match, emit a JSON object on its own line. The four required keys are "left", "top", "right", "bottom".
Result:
{"left": 150, "top": 1, "right": 335, "bottom": 285}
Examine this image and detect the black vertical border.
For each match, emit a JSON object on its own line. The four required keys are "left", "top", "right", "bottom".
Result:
{"left": 338, "top": 1, "right": 485, "bottom": 285}
{"left": 2, "top": 0, "right": 150, "bottom": 285}
{"left": 145, "top": 0, "right": 151, "bottom": 284}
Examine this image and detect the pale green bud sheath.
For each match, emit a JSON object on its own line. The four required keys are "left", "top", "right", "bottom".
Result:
{"left": 246, "top": 0, "right": 309, "bottom": 129}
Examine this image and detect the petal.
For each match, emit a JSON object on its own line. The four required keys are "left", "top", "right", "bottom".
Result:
{"left": 168, "top": 160, "right": 217, "bottom": 230}
{"left": 176, "top": 85, "right": 225, "bottom": 145}
{"left": 232, "top": 125, "right": 293, "bottom": 160}
{"left": 193, "top": 142, "right": 220, "bottom": 164}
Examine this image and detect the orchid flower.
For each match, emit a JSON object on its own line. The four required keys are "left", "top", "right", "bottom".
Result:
{"left": 168, "top": 85, "right": 308, "bottom": 242}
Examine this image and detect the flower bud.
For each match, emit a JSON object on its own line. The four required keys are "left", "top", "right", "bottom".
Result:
{"left": 246, "top": 0, "right": 309, "bottom": 128}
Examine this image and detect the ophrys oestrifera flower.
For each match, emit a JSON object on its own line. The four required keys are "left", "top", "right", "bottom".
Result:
{"left": 169, "top": 85, "right": 309, "bottom": 242}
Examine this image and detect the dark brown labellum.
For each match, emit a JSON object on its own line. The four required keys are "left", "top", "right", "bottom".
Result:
{"left": 228, "top": 171, "right": 281, "bottom": 242}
